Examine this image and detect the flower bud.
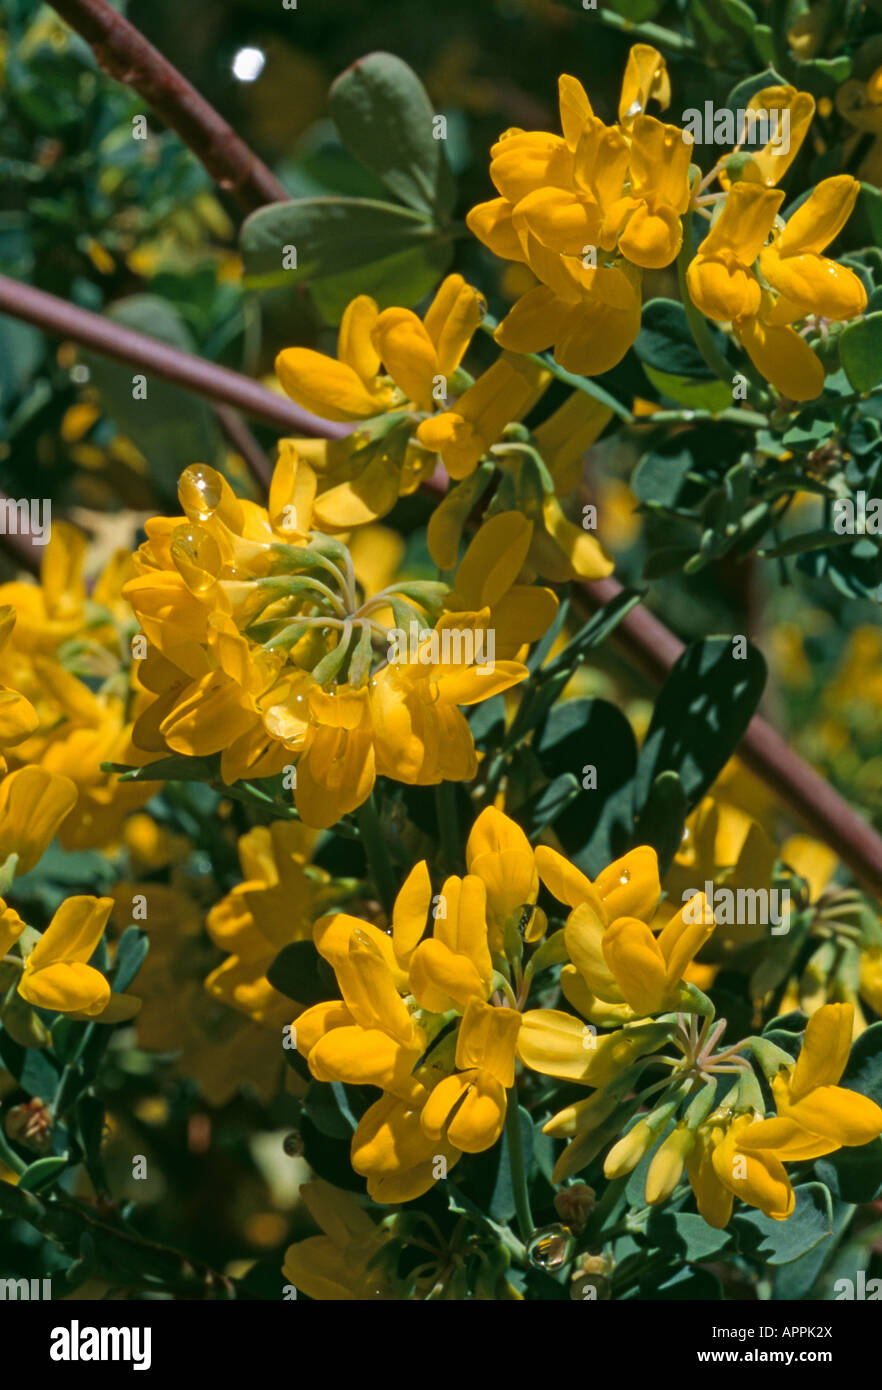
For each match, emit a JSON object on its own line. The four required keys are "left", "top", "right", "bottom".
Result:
{"left": 603, "top": 1116, "right": 656, "bottom": 1179}
{"left": 645, "top": 1123, "right": 695, "bottom": 1205}
{"left": 554, "top": 1183, "right": 596, "bottom": 1229}
{"left": 5, "top": 1097, "right": 53, "bottom": 1153}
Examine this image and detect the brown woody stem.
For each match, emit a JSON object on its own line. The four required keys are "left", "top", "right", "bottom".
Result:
{"left": 0, "top": 275, "right": 347, "bottom": 441}
{"left": 46, "top": 0, "right": 288, "bottom": 213}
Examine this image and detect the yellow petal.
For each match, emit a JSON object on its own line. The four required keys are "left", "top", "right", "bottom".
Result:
{"left": 27, "top": 895, "right": 113, "bottom": 969}
{"left": 618, "top": 43, "right": 670, "bottom": 122}
{"left": 565, "top": 901, "right": 624, "bottom": 1002}
{"left": 559, "top": 73, "right": 594, "bottom": 148}
{"left": 371, "top": 307, "right": 438, "bottom": 410}
{"left": 736, "top": 318, "right": 824, "bottom": 401}
{"left": 422, "top": 274, "right": 485, "bottom": 376}
{"left": 337, "top": 294, "right": 381, "bottom": 381}
{"left": 446, "top": 1072, "right": 507, "bottom": 1152}
{"left": 602, "top": 916, "right": 668, "bottom": 1014}
{"left": 0, "top": 766, "right": 78, "bottom": 875}
{"left": 275, "top": 348, "right": 383, "bottom": 420}
{"left": 454, "top": 512, "right": 533, "bottom": 609}
{"left": 392, "top": 860, "right": 431, "bottom": 965}
{"left": 409, "top": 936, "right": 485, "bottom": 1012}
{"left": 455, "top": 996, "right": 521, "bottom": 1086}
{"left": 776, "top": 175, "right": 859, "bottom": 255}
{"left": 19, "top": 960, "right": 110, "bottom": 1015}
{"left": 791, "top": 1002, "right": 854, "bottom": 1098}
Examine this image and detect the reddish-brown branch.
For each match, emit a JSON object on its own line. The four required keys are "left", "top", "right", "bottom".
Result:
{"left": 0, "top": 275, "right": 347, "bottom": 440}
{"left": 213, "top": 405, "right": 273, "bottom": 491}
{"left": 47, "top": 0, "right": 288, "bottom": 213}
{"left": 0, "top": 492, "right": 41, "bottom": 576}
{"left": 578, "top": 576, "right": 882, "bottom": 901}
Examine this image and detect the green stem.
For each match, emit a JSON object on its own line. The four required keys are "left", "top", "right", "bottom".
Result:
{"left": 642, "top": 406, "right": 768, "bottom": 429}
{"left": 435, "top": 781, "right": 461, "bottom": 875}
{"left": 593, "top": 6, "right": 698, "bottom": 54}
{"left": 0, "top": 1121, "right": 27, "bottom": 1176}
{"left": 505, "top": 1091, "right": 534, "bottom": 1244}
{"left": 355, "top": 793, "right": 398, "bottom": 917}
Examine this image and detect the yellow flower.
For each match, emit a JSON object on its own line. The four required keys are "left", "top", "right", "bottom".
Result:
{"left": 0, "top": 766, "right": 77, "bottom": 877}
{"left": 415, "top": 352, "right": 550, "bottom": 480}
{"left": 276, "top": 276, "right": 485, "bottom": 422}
{"left": 598, "top": 898, "right": 715, "bottom": 1016}
{"left": 282, "top": 1180, "right": 393, "bottom": 1300}
{"left": 205, "top": 820, "right": 338, "bottom": 1026}
{"left": 685, "top": 1109, "right": 795, "bottom": 1228}
{"left": 467, "top": 46, "right": 689, "bottom": 375}
{"left": 17, "top": 896, "right": 140, "bottom": 1021}
{"left": 687, "top": 177, "right": 866, "bottom": 400}
{"left": 0, "top": 608, "right": 38, "bottom": 757}
{"left": 465, "top": 805, "right": 540, "bottom": 947}
{"left": 743, "top": 1003, "right": 882, "bottom": 1159}
{"left": 126, "top": 456, "right": 534, "bottom": 829}
{"left": 718, "top": 86, "right": 815, "bottom": 189}
{"left": 420, "top": 997, "right": 521, "bottom": 1152}
{"left": 0, "top": 526, "right": 154, "bottom": 849}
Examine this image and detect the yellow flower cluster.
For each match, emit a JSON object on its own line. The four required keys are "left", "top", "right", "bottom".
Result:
{"left": 124, "top": 454, "right": 554, "bottom": 828}
{"left": 289, "top": 807, "right": 882, "bottom": 1226}
{"left": 467, "top": 44, "right": 866, "bottom": 400}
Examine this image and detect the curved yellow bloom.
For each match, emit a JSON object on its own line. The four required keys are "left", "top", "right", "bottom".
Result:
{"left": 18, "top": 895, "right": 139, "bottom": 1021}
{"left": 205, "top": 820, "right": 337, "bottom": 1026}
{"left": 421, "top": 998, "right": 521, "bottom": 1152}
{"left": 600, "top": 898, "right": 715, "bottom": 1015}
{"left": 467, "top": 45, "right": 683, "bottom": 377}
{"left": 415, "top": 353, "right": 550, "bottom": 480}
{"left": 282, "top": 1180, "right": 394, "bottom": 1301}
{"left": 686, "top": 1110, "right": 795, "bottom": 1228}
{"left": 276, "top": 276, "right": 484, "bottom": 422}
{"left": 742, "top": 1004, "right": 882, "bottom": 1159}
{"left": 0, "top": 765, "right": 77, "bottom": 876}
{"left": 688, "top": 176, "right": 866, "bottom": 401}
{"left": 127, "top": 457, "right": 539, "bottom": 829}
{"left": 758, "top": 176, "right": 867, "bottom": 323}
{"left": 465, "top": 804, "right": 540, "bottom": 944}
{"left": 720, "top": 86, "right": 815, "bottom": 189}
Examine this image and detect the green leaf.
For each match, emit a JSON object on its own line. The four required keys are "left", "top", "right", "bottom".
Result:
{"left": 240, "top": 197, "right": 452, "bottom": 321}
{"left": 520, "top": 773, "right": 581, "bottom": 839}
{"left": 490, "top": 1106, "right": 535, "bottom": 1222}
{"left": 772, "top": 1200, "right": 857, "bottom": 1299}
{"left": 726, "top": 66, "right": 788, "bottom": 112}
{"left": 838, "top": 1020, "right": 882, "bottom": 1106}
{"left": 635, "top": 298, "right": 731, "bottom": 379}
{"left": 631, "top": 443, "right": 694, "bottom": 508}
{"left": 329, "top": 52, "right": 455, "bottom": 219}
{"left": 634, "top": 771, "right": 688, "bottom": 875}
{"left": 815, "top": 1140, "right": 882, "bottom": 1204}
{"left": 838, "top": 312, "right": 882, "bottom": 393}
{"left": 17, "top": 1156, "right": 69, "bottom": 1194}
{"left": 733, "top": 1182, "right": 833, "bottom": 1264}
{"left": 646, "top": 1208, "right": 732, "bottom": 1263}
{"left": 642, "top": 365, "right": 733, "bottom": 412}
{"left": 112, "top": 926, "right": 148, "bottom": 994}
{"left": 267, "top": 941, "right": 341, "bottom": 1007}
{"left": 536, "top": 699, "right": 639, "bottom": 875}
{"left": 635, "top": 636, "right": 767, "bottom": 811}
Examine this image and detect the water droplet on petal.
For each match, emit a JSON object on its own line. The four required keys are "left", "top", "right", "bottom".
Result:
{"left": 619, "top": 868, "right": 630, "bottom": 885}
